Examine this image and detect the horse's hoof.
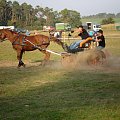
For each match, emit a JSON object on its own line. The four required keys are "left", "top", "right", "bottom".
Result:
{"left": 17, "top": 65, "right": 21, "bottom": 68}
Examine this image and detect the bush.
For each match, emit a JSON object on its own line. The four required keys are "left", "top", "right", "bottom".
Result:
{"left": 101, "top": 17, "right": 115, "bottom": 25}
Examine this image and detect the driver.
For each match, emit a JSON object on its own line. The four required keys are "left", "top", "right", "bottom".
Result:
{"left": 66, "top": 25, "right": 93, "bottom": 53}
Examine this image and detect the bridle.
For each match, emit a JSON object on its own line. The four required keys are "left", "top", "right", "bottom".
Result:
{"left": 0, "top": 38, "right": 7, "bottom": 42}
{"left": 0, "top": 32, "right": 7, "bottom": 42}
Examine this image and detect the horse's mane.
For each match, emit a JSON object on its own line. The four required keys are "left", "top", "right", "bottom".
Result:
{"left": 10, "top": 30, "right": 19, "bottom": 35}
{"left": 2, "top": 28, "right": 18, "bottom": 35}
{"left": 10, "top": 29, "right": 49, "bottom": 38}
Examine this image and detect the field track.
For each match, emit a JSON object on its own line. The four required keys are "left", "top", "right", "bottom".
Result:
{"left": 0, "top": 24, "right": 120, "bottom": 120}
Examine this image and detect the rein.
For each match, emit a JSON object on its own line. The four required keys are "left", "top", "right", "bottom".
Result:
{"left": 24, "top": 39, "right": 39, "bottom": 48}
{"left": 23, "top": 38, "right": 49, "bottom": 50}
{"left": 24, "top": 38, "right": 62, "bottom": 56}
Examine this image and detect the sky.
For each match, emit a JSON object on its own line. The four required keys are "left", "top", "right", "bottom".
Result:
{"left": 11, "top": 0, "right": 120, "bottom": 16}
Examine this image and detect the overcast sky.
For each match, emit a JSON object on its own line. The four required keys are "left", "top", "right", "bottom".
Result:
{"left": 11, "top": 0, "right": 120, "bottom": 16}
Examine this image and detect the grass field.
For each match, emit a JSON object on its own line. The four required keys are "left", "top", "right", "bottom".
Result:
{"left": 0, "top": 24, "right": 120, "bottom": 120}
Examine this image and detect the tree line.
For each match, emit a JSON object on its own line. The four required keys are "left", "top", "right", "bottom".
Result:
{"left": 82, "top": 13, "right": 119, "bottom": 25}
{"left": 0, "top": 0, "right": 81, "bottom": 30}
{"left": 82, "top": 12, "right": 120, "bottom": 19}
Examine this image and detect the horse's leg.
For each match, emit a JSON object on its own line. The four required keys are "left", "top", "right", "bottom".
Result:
{"left": 40, "top": 50, "right": 51, "bottom": 66}
{"left": 17, "top": 50, "right": 25, "bottom": 68}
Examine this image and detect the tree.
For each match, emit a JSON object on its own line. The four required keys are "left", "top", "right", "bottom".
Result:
{"left": 107, "top": 17, "right": 115, "bottom": 24}
{"left": 20, "top": 3, "right": 34, "bottom": 27}
{"left": 43, "top": 7, "right": 56, "bottom": 26}
{"left": 0, "top": 0, "right": 12, "bottom": 25}
{"left": 116, "top": 13, "right": 120, "bottom": 18}
{"left": 35, "top": 6, "right": 59, "bottom": 27}
{"left": 0, "top": 0, "right": 82, "bottom": 29}
{"left": 96, "top": 13, "right": 107, "bottom": 18}
{"left": 34, "top": 5, "right": 46, "bottom": 29}
{"left": 59, "top": 9, "right": 81, "bottom": 27}
{"left": 82, "top": 12, "right": 116, "bottom": 19}
{"left": 11, "top": 1, "right": 20, "bottom": 27}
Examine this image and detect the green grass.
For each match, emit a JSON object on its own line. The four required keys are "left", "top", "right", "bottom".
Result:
{"left": 0, "top": 25, "right": 120, "bottom": 120}
{"left": 0, "top": 67, "right": 120, "bottom": 120}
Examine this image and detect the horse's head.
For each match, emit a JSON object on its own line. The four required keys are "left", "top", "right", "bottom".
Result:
{"left": 0, "top": 29, "right": 8, "bottom": 42}
{"left": 49, "top": 30, "right": 63, "bottom": 41}
{"left": 49, "top": 31, "right": 63, "bottom": 44}
{"left": 49, "top": 31, "right": 58, "bottom": 42}
{"left": 49, "top": 30, "right": 68, "bottom": 51}
{"left": 49, "top": 35, "right": 57, "bottom": 42}
{"left": 0, "top": 29, "right": 18, "bottom": 42}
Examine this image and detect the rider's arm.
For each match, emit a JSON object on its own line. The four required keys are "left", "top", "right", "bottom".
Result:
{"left": 95, "top": 36, "right": 102, "bottom": 42}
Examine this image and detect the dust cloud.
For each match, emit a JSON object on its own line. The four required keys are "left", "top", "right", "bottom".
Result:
{"left": 47, "top": 49, "right": 120, "bottom": 72}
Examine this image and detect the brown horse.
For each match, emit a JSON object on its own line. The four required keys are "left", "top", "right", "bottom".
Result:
{"left": 0, "top": 29, "right": 54, "bottom": 67}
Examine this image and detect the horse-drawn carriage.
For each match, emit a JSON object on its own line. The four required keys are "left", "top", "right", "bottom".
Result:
{"left": 0, "top": 28, "right": 106, "bottom": 68}
{"left": 59, "top": 38, "right": 106, "bottom": 67}
{"left": 48, "top": 29, "right": 106, "bottom": 67}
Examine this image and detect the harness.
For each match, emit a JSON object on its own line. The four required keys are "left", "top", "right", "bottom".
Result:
{"left": 12, "top": 34, "right": 50, "bottom": 50}
{"left": 12, "top": 33, "right": 21, "bottom": 45}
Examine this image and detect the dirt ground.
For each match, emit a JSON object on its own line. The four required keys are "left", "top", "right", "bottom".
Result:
{"left": 0, "top": 49, "right": 119, "bottom": 73}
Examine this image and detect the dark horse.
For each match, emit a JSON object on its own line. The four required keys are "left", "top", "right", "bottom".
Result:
{"left": 0, "top": 29, "right": 65, "bottom": 67}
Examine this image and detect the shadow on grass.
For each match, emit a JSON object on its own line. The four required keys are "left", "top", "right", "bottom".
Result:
{"left": 0, "top": 66, "right": 120, "bottom": 120}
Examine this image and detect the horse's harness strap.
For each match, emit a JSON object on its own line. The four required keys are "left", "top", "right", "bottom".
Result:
{"left": 22, "top": 36, "right": 26, "bottom": 46}
{"left": 12, "top": 35, "right": 26, "bottom": 46}
{"left": 41, "top": 42, "right": 50, "bottom": 45}
{"left": 12, "top": 34, "right": 21, "bottom": 45}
